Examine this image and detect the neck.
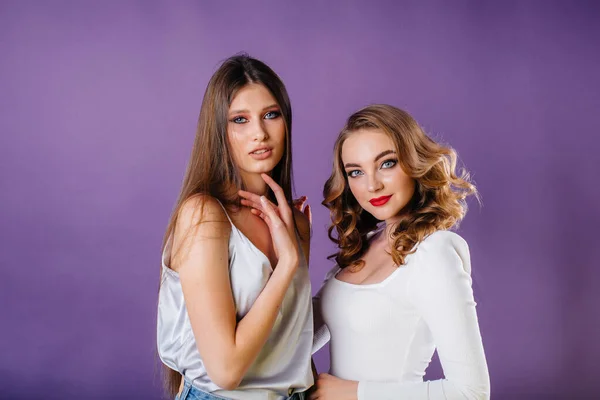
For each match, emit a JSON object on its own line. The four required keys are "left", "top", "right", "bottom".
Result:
{"left": 381, "top": 210, "right": 411, "bottom": 245}
{"left": 241, "top": 172, "right": 269, "bottom": 196}
{"left": 370, "top": 219, "right": 396, "bottom": 253}
{"left": 383, "top": 216, "right": 400, "bottom": 237}
{"left": 383, "top": 200, "right": 416, "bottom": 237}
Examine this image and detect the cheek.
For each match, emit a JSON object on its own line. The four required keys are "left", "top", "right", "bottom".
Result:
{"left": 227, "top": 130, "right": 247, "bottom": 155}
{"left": 266, "top": 121, "right": 286, "bottom": 142}
{"left": 385, "top": 171, "right": 414, "bottom": 194}
{"left": 393, "top": 179, "right": 416, "bottom": 208}
{"left": 403, "top": 178, "right": 416, "bottom": 198}
{"left": 347, "top": 180, "right": 365, "bottom": 202}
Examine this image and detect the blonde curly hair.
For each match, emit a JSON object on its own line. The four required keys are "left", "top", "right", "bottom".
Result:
{"left": 322, "top": 104, "right": 478, "bottom": 271}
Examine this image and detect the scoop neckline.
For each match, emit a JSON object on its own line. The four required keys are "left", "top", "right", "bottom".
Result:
{"left": 332, "top": 264, "right": 405, "bottom": 288}
{"left": 331, "top": 225, "right": 404, "bottom": 288}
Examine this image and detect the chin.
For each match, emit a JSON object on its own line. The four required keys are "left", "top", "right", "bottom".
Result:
{"left": 370, "top": 212, "right": 390, "bottom": 221}
{"left": 365, "top": 205, "right": 402, "bottom": 221}
{"left": 363, "top": 207, "right": 385, "bottom": 221}
{"left": 248, "top": 161, "right": 280, "bottom": 175}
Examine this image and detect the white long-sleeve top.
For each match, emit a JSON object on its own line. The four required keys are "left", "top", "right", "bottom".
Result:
{"left": 313, "top": 230, "right": 490, "bottom": 400}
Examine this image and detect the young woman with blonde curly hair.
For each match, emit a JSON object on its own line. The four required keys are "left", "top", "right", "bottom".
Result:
{"left": 309, "top": 104, "right": 490, "bottom": 400}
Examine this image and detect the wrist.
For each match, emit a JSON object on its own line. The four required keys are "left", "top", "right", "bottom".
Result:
{"left": 277, "top": 254, "right": 299, "bottom": 271}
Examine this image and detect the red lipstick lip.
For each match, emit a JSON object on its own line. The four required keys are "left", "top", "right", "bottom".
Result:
{"left": 369, "top": 195, "right": 392, "bottom": 206}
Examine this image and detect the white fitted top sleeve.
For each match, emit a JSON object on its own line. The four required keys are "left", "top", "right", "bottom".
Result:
{"left": 316, "top": 231, "right": 489, "bottom": 400}
{"left": 358, "top": 232, "right": 489, "bottom": 399}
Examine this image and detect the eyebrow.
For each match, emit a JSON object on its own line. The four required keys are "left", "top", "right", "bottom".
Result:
{"left": 229, "top": 104, "right": 279, "bottom": 115}
{"left": 344, "top": 150, "right": 396, "bottom": 168}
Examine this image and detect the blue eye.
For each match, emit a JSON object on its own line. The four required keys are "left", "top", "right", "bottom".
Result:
{"left": 381, "top": 159, "right": 397, "bottom": 169}
{"left": 264, "top": 111, "right": 281, "bottom": 119}
{"left": 347, "top": 170, "right": 363, "bottom": 178}
{"left": 231, "top": 116, "right": 248, "bottom": 124}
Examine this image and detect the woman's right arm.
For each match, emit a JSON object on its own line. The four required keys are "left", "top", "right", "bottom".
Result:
{"left": 353, "top": 232, "right": 490, "bottom": 400}
{"left": 173, "top": 194, "right": 299, "bottom": 390}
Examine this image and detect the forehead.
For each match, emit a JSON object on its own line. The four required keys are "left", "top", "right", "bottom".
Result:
{"left": 229, "top": 83, "right": 276, "bottom": 110}
{"left": 341, "top": 129, "right": 395, "bottom": 163}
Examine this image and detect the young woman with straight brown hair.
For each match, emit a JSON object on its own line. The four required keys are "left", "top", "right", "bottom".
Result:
{"left": 157, "top": 54, "right": 313, "bottom": 400}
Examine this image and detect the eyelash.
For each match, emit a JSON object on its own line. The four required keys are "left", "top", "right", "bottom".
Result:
{"left": 230, "top": 110, "right": 281, "bottom": 124}
{"left": 231, "top": 116, "right": 247, "bottom": 124}
{"left": 265, "top": 110, "right": 281, "bottom": 119}
{"left": 381, "top": 159, "right": 397, "bottom": 169}
{"left": 347, "top": 158, "right": 398, "bottom": 178}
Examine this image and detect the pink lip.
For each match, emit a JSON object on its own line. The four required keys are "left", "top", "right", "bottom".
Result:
{"left": 249, "top": 147, "right": 273, "bottom": 160}
{"left": 369, "top": 195, "right": 392, "bottom": 206}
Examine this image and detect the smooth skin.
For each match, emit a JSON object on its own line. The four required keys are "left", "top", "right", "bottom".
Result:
{"left": 171, "top": 83, "right": 311, "bottom": 391}
{"left": 309, "top": 129, "right": 417, "bottom": 400}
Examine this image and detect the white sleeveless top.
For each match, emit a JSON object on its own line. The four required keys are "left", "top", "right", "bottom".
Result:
{"left": 157, "top": 201, "right": 314, "bottom": 399}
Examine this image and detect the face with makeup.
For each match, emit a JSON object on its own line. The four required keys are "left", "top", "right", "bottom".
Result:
{"left": 342, "top": 129, "right": 416, "bottom": 223}
{"left": 227, "top": 83, "right": 286, "bottom": 184}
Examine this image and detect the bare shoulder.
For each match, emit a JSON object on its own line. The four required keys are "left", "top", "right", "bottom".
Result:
{"left": 170, "top": 195, "right": 232, "bottom": 272}
{"left": 292, "top": 207, "right": 311, "bottom": 243}
{"left": 176, "top": 194, "right": 231, "bottom": 239}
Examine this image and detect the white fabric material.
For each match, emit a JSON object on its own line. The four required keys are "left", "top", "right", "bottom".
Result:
{"left": 157, "top": 201, "right": 313, "bottom": 399}
{"left": 313, "top": 230, "right": 490, "bottom": 399}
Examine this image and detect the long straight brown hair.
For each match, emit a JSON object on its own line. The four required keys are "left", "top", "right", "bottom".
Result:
{"left": 159, "top": 54, "right": 294, "bottom": 397}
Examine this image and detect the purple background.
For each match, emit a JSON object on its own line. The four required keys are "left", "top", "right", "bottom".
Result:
{"left": 2, "top": 1, "right": 599, "bottom": 399}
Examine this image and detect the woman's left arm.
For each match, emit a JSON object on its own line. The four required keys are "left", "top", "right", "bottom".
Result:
{"left": 359, "top": 232, "right": 490, "bottom": 400}
{"left": 311, "top": 232, "right": 490, "bottom": 400}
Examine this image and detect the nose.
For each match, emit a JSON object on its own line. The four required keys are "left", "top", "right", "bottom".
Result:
{"left": 253, "top": 120, "right": 269, "bottom": 142}
{"left": 367, "top": 173, "right": 383, "bottom": 193}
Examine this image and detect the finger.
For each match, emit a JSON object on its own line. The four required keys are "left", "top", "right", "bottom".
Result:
{"left": 251, "top": 206, "right": 277, "bottom": 234}
{"left": 304, "top": 204, "right": 312, "bottom": 225}
{"left": 260, "top": 173, "right": 282, "bottom": 197}
{"left": 292, "top": 197, "right": 305, "bottom": 211}
{"left": 238, "top": 189, "right": 264, "bottom": 205}
{"left": 259, "top": 196, "right": 284, "bottom": 228}
{"left": 292, "top": 201, "right": 305, "bottom": 213}
{"left": 293, "top": 195, "right": 307, "bottom": 206}
{"left": 249, "top": 208, "right": 266, "bottom": 220}
{"left": 240, "top": 195, "right": 279, "bottom": 217}
{"left": 240, "top": 198, "right": 261, "bottom": 209}
{"left": 241, "top": 198, "right": 265, "bottom": 213}
{"left": 261, "top": 174, "right": 292, "bottom": 218}
{"left": 292, "top": 195, "right": 306, "bottom": 204}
